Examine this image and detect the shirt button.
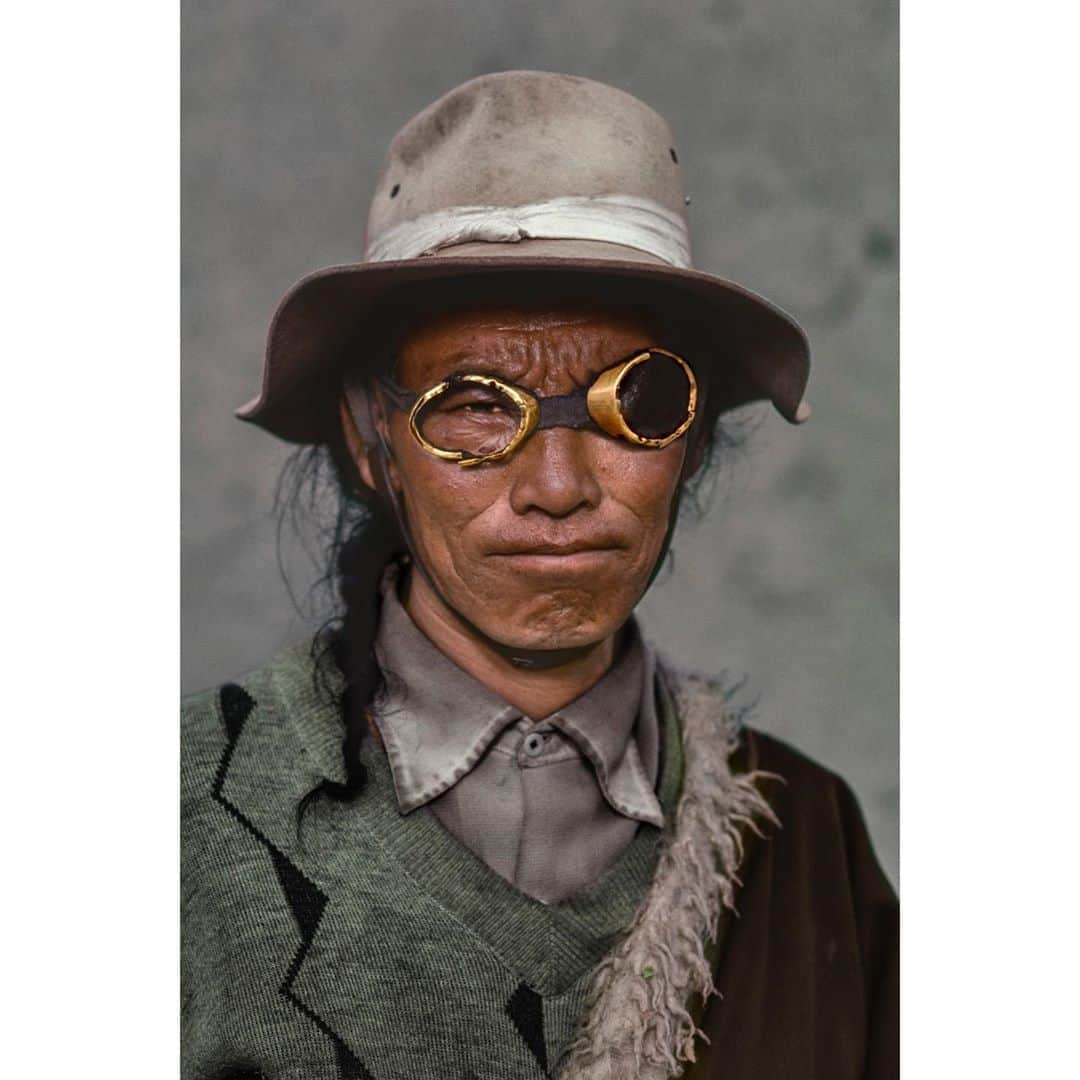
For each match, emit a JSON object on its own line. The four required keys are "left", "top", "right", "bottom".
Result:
{"left": 523, "top": 732, "right": 545, "bottom": 758}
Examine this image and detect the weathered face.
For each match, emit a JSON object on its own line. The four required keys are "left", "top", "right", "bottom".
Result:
{"left": 357, "top": 301, "right": 695, "bottom": 652}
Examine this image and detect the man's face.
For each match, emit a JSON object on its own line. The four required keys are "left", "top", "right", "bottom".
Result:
{"left": 363, "top": 301, "right": 694, "bottom": 651}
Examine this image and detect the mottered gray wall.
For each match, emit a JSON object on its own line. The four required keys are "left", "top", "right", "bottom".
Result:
{"left": 182, "top": 0, "right": 898, "bottom": 884}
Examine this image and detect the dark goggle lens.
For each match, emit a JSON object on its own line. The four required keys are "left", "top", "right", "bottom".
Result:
{"left": 617, "top": 352, "right": 694, "bottom": 439}
{"left": 416, "top": 382, "right": 522, "bottom": 458}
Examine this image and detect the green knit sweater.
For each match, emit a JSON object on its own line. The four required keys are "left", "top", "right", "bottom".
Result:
{"left": 181, "top": 640, "right": 685, "bottom": 1080}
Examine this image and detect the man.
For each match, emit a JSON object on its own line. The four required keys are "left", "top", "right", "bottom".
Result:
{"left": 182, "top": 72, "right": 897, "bottom": 1079}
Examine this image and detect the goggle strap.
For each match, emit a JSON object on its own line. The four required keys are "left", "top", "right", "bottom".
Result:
{"left": 375, "top": 376, "right": 418, "bottom": 411}
{"left": 535, "top": 389, "right": 594, "bottom": 431}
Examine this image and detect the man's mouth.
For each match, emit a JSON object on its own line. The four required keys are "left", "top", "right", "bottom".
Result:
{"left": 487, "top": 538, "right": 626, "bottom": 571}
{"left": 496, "top": 541, "right": 621, "bottom": 556}
{"left": 488, "top": 531, "right": 628, "bottom": 556}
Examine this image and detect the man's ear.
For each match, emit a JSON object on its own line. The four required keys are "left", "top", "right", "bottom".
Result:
{"left": 339, "top": 397, "right": 377, "bottom": 490}
{"left": 339, "top": 388, "right": 402, "bottom": 493}
{"left": 684, "top": 426, "right": 710, "bottom": 478}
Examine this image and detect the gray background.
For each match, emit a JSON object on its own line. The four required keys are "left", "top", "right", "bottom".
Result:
{"left": 183, "top": 0, "right": 898, "bottom": 884}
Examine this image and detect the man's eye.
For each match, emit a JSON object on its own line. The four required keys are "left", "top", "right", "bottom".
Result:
{"left": 442, "top": 399, "right": 506, "bottom": 415}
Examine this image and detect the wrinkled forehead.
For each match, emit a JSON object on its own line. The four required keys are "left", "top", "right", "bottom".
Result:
{"left": 395, "top": 301, "right": 665, "bottom": 393}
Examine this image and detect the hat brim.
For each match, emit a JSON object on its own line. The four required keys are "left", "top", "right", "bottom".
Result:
{"left": 237, "top": 245, "right": 810, "bottom": 444}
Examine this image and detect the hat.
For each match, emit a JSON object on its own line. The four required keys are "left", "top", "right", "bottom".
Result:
{"left": 237, "top": 70, "right": 811, "bottom": 443}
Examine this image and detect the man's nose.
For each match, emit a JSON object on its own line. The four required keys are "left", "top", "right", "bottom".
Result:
{"left": 507, "top": 428, "right": 603, "bottom": 517}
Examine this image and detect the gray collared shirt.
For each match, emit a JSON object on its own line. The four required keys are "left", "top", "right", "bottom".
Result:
{"left": 371, "top": 571, "right": 664, "bottom": 904}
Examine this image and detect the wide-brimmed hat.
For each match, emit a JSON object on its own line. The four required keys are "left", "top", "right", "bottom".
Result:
{"left": 237, "top": 70, "right": 810, "bottom": 444}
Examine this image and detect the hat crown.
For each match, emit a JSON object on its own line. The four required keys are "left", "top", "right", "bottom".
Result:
{"left": 365, "top": 71, "right": 688, "bottom": 254}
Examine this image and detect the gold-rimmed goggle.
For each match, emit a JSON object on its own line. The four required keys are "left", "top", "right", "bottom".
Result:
{"left": 374, "top": 348, "right": 698, "bottom": 467}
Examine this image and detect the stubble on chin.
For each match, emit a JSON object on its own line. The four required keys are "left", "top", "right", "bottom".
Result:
{"left": 479, "top": 586, "right": 619, "bottom": 650}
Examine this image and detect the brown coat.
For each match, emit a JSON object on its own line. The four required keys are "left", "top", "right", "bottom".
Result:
{"left": 688, "top": 730, "right": 899, "bottom": 1080}
{"left": 556, "top": 666, "right": 897, "bottom": 1080}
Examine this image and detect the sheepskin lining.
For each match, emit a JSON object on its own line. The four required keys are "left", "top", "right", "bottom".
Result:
{"left": 557, "top": 665, "right": 780, "bottom": 1079}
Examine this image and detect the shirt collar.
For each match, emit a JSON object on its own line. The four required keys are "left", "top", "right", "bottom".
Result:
{"left": 371, "top": 567, "right": 664, "bottom": 827}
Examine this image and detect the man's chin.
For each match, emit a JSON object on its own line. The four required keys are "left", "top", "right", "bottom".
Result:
{"left": 464, "top": 590, "right": 629, "bottom": 655}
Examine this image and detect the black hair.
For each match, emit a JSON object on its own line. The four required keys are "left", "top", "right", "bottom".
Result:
{"left": 283, "top": 276, "right": 761, "bottom": 827}
{"left": 286, "top": 421, "right": 406, "bottom": 827}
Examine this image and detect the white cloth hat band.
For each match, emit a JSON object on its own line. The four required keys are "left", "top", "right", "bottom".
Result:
{"left": 364, "top": 193, "right": 692, "bottom": 269}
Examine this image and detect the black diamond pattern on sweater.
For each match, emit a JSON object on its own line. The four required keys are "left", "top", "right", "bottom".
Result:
{"left": 212, "top": 683, "right": 375, "bottom": 1080}
{"left": 506, "top": 982, "right": 549, "bottom": 1074}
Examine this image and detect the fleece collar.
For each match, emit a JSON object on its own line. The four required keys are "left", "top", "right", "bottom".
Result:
{"left": 557, "top": 663, "right": 779, "bottom": 1080}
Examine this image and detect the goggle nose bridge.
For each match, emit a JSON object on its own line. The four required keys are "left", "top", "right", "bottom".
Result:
{"left": 534, "top": 389, "right": 595, "bottom": 432}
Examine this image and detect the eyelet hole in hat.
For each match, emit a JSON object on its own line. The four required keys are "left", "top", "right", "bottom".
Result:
{"left": 390, "top": 183, "right": 400, "bottom": 198}
{"left": 669, "top": 147, "right": 678, "bottom": 163}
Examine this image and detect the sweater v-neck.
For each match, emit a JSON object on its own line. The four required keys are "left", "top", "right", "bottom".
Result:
{"left": 272, "top": 639, "right": 683, "bottom": 995}
{"left": 358, "top": 673, "right": 682, "bottom": 993}
{"left": 353, "top": 691, "right": 680, "bottom": 996}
